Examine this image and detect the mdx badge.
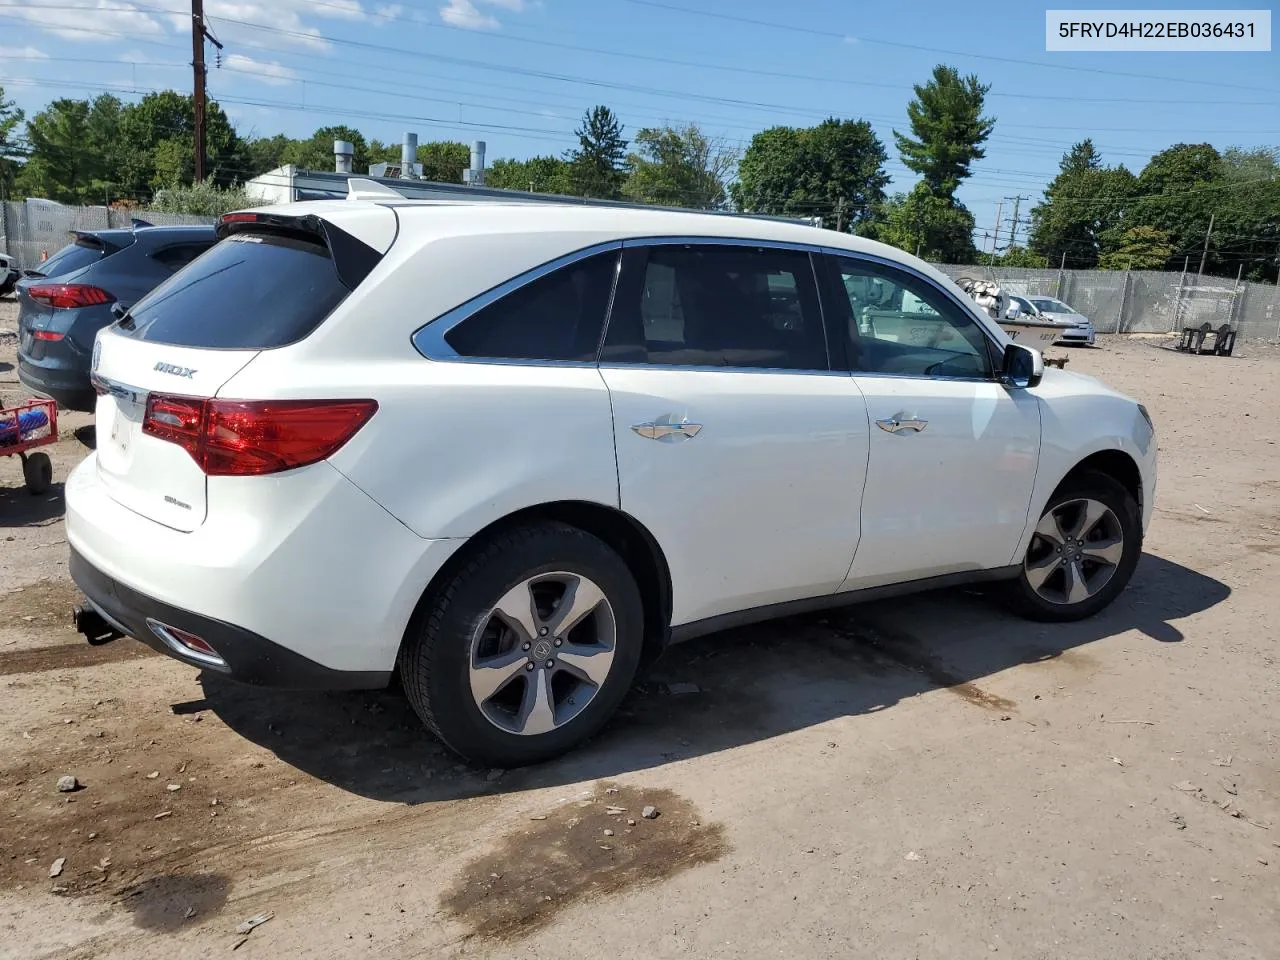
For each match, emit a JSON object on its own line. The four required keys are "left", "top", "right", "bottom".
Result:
{"left": 154, "top": 361, "right": 197, "bottom": 378}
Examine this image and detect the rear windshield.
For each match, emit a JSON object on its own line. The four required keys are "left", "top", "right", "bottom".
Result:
{"left": 33, "top": 240, "right": 105, "bottom": 278}
{"left": 116, "top": 233, "right": 350, "bottom": 349}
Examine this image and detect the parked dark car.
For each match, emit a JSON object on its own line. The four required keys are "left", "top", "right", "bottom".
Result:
{"left": 17, "top": 225, "right": 217, "bottom": 411}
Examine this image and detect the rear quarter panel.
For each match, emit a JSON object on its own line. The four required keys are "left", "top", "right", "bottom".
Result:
{"left": 218, "top": 228, "right": 626, "bottom": 540}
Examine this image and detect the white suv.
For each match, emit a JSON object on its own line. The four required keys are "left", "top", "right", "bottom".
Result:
{"left": 66, "top": 187, "right": 1156, "bottom": 766}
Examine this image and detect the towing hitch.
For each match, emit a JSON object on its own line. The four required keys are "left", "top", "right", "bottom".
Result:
{"left": 73, "top": 604, "right": 125, "bottom": 646}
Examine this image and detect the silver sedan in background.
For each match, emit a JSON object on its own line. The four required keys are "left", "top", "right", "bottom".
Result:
{"left": 1031, "top": 296, "right": 1096, "bottom": 345}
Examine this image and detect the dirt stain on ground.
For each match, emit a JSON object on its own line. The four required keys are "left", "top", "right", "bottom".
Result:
{"left": 120, "top": 873, "right": 231, "bottom": 932}
{"left": 442, "top": 783, "right": 727, "bottom": 942}
{"left": 829, "top": 619, "right": 1017, "bottom": 713}
{"left": 0, "top": 639, "right": 158, "bottom": 676}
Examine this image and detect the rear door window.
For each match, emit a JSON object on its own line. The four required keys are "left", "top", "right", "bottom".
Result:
{"left": 117, "top": 233, "right": 351, "bottom": 349}
{"left": 603, "top": 244, "right": 829, "bottom": 370}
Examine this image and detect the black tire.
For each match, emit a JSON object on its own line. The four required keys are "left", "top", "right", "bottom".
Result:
{"left": 1005, "top": 470, "right": 1141, "bottom": 623}
{"left": 399, "top": 522, "right": 644, "bottom": 767}
{"left": 23, "top": 452, "right": 53, "bottom": 496}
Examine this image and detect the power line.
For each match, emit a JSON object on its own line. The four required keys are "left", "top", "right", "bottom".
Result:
{"left": 621, "top": 0, "right": 1279, "bottom": 95}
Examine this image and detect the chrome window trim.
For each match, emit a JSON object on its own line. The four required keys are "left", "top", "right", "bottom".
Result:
{"left": 410, "top": 234, "right": 1006, "bottom": 375}
{"left": 410, "top": 240, "right": 623, "bottom": 363}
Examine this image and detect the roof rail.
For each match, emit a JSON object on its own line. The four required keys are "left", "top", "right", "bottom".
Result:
{"left": 346, "top": 178, "right": 407, "bottom": 201}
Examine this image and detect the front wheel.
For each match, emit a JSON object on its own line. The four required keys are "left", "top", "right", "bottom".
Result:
{"left": 399, "top": 523, "right": 644, "bottom": 767}
{"left": 1006, "top": 471, "right": 1141, "bottom": 622}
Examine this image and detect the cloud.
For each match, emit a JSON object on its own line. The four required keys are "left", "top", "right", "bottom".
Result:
{"left": 223, "top": 54, "right": 299, "bottom": 86}
{"left": 7, "top": 1, "right": 374, "bottom": 53}
{"left": 0, "top": 45, "right": 49, "bottom": 60}
{"left": 375, "top": 3, "right": 406, "bottom": 18}
{"left": 440, "top": 0, "right": 501, "bottom": 30}
{"left": 1, "top": 1, "right": 166, "bottom": 42}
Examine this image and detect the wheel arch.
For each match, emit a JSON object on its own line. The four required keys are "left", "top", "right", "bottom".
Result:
{"left": 398, "top": 500, "right": 673, "bottom": 671}
{"left": 1053, "top": 448, "right": 1143, "bottom": 513}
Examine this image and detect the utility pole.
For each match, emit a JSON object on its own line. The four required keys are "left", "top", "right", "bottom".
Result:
{"left": 1006, "top": 195, "right": 1029, "bottom": 248}
{"left": 988, "top": 200, "right": 1003, "bottom": 265}
{"left": 1197, "top": 211, "right": 1215, "bottom": 276}
{"left": 190, "top": 0, "right": 222, "bottom": 184}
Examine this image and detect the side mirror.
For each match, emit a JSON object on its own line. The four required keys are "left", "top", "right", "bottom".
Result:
{"left": 1004, "top": 305, "right": 1022, "bottom": 320}
{"left": 1001, "top": 342, "right": 1044, "bottom": 389}
{"left": 110, "top": 302, "right": 129, "bottom": 321}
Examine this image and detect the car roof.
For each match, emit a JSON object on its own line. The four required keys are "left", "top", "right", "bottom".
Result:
{"left": 245, "top": 197, "right": 957, "bottom": 290}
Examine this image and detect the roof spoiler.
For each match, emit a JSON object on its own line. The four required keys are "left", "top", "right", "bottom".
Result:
{"left": 345, "top": 178, "right": 407, "bottom": 201}
{"left": 215, "top": 211, "right": 382, "bottom": 291}
{"left": 72, "top": 231, "right": 133, "bottom": 255}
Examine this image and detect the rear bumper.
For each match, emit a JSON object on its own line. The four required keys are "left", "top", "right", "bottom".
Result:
{"left": 17, "top": 358, "right": 96, "bottom": 412}
{"left": 65, "top": 454, "right": 464, "bottom": 679}
{"left": 70, "top": 547, "right": 390, "bottom": 689}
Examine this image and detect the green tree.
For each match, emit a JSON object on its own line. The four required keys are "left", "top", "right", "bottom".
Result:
{"left": 1215, "top": 147, "right": 1280, "bottom": 282}
{"left": 418, "top": 141, "right": 470, "bottom": 183}
{"left": 894, "top": 65, "right": 994, "bottom": 199}
{"left": 623, "top": 124, "right": 735, "bottom": 209}
{"left": 1029, "top": 142, "right": 1138, "bottom": 268}
{"left": 0, "top": 85, "right": 22, "bottom": 195}
{"left": 284, "top": 125, "right": 369, "bottom": 173}
{"left": 151, "top": 177, "right": 252, "bottom": 215}
{"left": 245, "top": 134, "right": 293, "bottom": 176}
{"left": 567, "top": 105, "right": 628, "bottom": 199}
{"left": 996, "top": 246, "right": 1050, "bottom": 268}
{"left": 486, "top": 155, "right": 573, "bottom": 194}
{"left": 733, "top": 118, "right": 889, "bottom": 231}
{"left": 867, "top": 184, "right": 977, "bottom": 263}
{"left": 15, "top": 98, "right": 94, "bottom": 202}
{"left": 114, "top": 91, "right": 244, "bottom": 198}
{"left": 1098, "top": 226, "right": 1175, "bottom": 270}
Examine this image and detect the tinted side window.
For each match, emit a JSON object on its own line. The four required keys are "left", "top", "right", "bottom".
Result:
{"left": 118, "top": 233, "right": 350, "bottom": 349}
{"left": 152, "top": 242, "right": 215, "bottom": 272}
{"left": 826, "top": 255, "right": 993, "bottom": 379}
{"left": 604, "top": 244, "right": 828, "bottom": 370}
{"left": 444, "top": 250, "right": 618, "bottom": 362}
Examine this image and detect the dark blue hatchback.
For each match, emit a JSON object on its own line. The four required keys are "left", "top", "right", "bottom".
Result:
{"left": 16, "top": 225, "right": 216, "bottom": 411}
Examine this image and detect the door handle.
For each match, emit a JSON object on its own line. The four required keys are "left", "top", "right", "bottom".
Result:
{"left": 876, "top": 416, "right": 928, "bottom": 434}
{"left": 632, "top": 415, "right": 703, "bottom": 442}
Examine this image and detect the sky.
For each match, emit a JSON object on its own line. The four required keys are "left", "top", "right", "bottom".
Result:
{"left": 0, "top": 0, "right": 1276, "bottom": 246}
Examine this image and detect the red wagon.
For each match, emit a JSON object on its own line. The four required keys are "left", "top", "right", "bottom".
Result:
{"left": 0, "top": 398, "right": 57, "bottom": 494}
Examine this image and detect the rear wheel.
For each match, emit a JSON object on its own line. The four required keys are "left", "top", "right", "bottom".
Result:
{"left": 22, "top": 452, "right": 52, "bottom": 496}
{"left": 400, "top": 523, "right": 644, "bottom": 767}
{"left": 1006, "top": 471, "right": 1141, "bottom": 622}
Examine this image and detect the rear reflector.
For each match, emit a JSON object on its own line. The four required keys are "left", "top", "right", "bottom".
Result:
{"left": 142, "top": 396, "right": 378, "bottom": 476}
{"left": 28, "top": 283, "right": 115, "bottom": 309}
{"left": 147, "top": 619, "right": 226, "bottom": 668}
{"left": 33, "top": 330, "right": 65, "bottom": 341}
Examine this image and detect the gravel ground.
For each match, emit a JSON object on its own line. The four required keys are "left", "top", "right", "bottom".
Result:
{"left": 1, "top": 296, "right": 1278, "bottom": 960}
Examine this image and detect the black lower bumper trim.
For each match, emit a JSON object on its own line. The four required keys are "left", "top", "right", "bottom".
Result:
{"left": 69, "top": 548, "right": 390, "bottom": 691}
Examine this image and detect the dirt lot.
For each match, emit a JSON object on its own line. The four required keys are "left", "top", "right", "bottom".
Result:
{"left": 1, "top": 297, "right": 1278, "bottom": 960}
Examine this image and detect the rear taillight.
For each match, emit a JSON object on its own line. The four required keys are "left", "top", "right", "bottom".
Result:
{"left": 142, "top": 396, "right": 377, "bottom": 476}
{"left": 27, "top": 283, "right": 115, "bottom": 309}
{"left": 33, "top": 330, "right": 65, "bottom": 341}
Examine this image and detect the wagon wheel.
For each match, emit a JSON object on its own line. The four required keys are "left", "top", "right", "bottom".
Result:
{"left": 21, "top": 452, "right": 53, "bottom": 496}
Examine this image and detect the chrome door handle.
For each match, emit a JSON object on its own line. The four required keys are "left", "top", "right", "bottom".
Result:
{"left": 876, "top": 416, "right": 928, "bottom": 434}
{"left": 632, "top": 415, "right": 703, "bottom": 442}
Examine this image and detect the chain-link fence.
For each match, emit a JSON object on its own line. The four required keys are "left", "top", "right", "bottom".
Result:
{"left": 5, "top": 201, "right": 1279, "bottom": 341}
{"left": 934, "top": 262, "right": 1280, "bottom": 342}
{"left": 0, "top": 201, "right": 214, "bottom": 273}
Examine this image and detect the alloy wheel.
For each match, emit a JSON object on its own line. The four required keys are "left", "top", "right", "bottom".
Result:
{"left": 1024, "top": 497, "right": 1126, "bottom": 605}
{"left": 468, "top": 572, "right": 617, "bottom": 736}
